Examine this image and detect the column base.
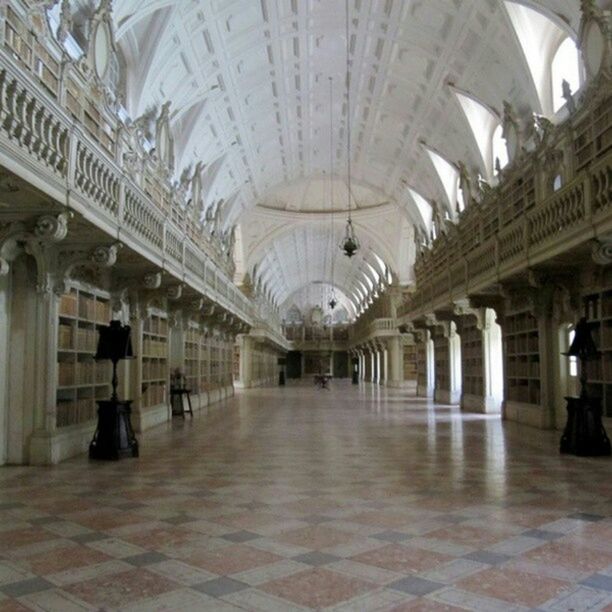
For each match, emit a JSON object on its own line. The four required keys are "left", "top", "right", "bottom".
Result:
{"left": 434, "top": 389, "right": 461, "bottom": 404}
{"left": 386, "top": 380, "right": 417, "bottom": 391}
{"left": 503, "top": 400, "right": 552, "bottom": 429}
{"left": 29, "top": 422, "right": 97, "bottom": 465}
{"left": 417, "top": 385, "right": 434, "bottom": 398}
{"left": 461, "top": 393, "right": 502, "bottom": 414}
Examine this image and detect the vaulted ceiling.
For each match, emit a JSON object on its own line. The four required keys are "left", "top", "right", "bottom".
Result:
{"left": 102, "top": 0, "right": 585, "bottom": 318}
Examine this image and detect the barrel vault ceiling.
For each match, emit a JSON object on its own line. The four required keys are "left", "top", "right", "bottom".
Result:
{"left": 97, "top": 0, "right": 583, "bottom": 317}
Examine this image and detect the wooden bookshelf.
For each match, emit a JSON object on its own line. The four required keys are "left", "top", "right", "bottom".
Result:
{"left": 503, "top": 310, "right": 541, "bottom": 406}
{"left": 184, "top": 325, "right": 200, "bottom": 393}
{"left": 432, "top": 329, "right": 450, "bottom": 393}
{"left": 141, "top": 312, "right": 168, "bottom": 409}
{"left": 416, "top": 340, "right": 428, "bottom": 389}
{"left": 583, "top": 287, "right": 612, "bottom": 417}
{"left": 459, "top": 317, "right": 484, "bottom": 397}
{"left": 403, "top": 343, "right": 418, "bottom": 382}
{"left": 199, "top": 334, "right": 210, "bottom": 391}
{"left": 56, "top": 287, "right": 111, "bottom": 428}
{"left": 499, "top": 172, "right": 536, "bottom": 227}
{"left": 573, "top": 94, "right": 612, "bottom": 171}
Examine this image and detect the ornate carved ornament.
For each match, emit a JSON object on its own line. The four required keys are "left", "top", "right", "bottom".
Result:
{"left": 155, "top": 102, "right": 175, "bottom": 177}
{"left": 453, "top": 299, "right": 487, "bottom": 331}
{"left": 502, "top": 100, "right": 523, "bottom": 166}
{"left": 84, "top": 0, "right": 117, "bottom": 84}
{"left": 55, "top": 242, "right": 121, "bottom": 295}
{"left": 0, "top": 212, "right": 72, "bottom": 294}
{"left": 166, "top": 284, "right": 184, "bottom": 301}
{"left": 578, "top": 0, "right": 611, "bottom": 82}
{"left": 143, "top": 271, "right": 162, "bottom": 290}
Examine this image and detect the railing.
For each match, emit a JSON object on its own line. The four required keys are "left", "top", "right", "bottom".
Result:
{"left": 348, "top": 317, "right": 398, "bottom": 346}
{"left": 0, "top": 52, "right": 256, "bottom": 324}
{"left": 399, "top": 147, "right": 612, "bottom": 319}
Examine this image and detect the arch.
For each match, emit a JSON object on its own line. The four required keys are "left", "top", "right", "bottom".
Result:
{"left": 451, "top": 87, "right": 500, "bottom": 179}
{"left": 551, "top": 37, "right": 581, "bottom": 112}
{"left": 423, "top": 146, "right": 460, "bottom": 216}
{"left": 504, "top": 0, "right": 577, "bottom": 116}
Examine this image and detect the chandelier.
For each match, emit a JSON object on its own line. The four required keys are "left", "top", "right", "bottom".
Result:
{"left": 339, "top": 0, "right": 360, "bottom": 258}
{"left": 328, "top": 77, "right": 338, "bottom": 310}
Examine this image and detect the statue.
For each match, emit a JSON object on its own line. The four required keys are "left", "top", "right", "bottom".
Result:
{"left": 457, "top": 161, "right": 473, "bottom": 207}
{"left": 57, "top": 0, "right": 72, "bottom": 43}
{"left": 190, "top": 162, "right": 204, "bottom": 222}
{"left": 562, "top": 79, "right": 577, "bottom": 114}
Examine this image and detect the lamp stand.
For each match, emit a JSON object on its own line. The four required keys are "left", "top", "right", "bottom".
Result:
{"left": 560, "top": 358, "right": 610, "bottom": 457}
{"left": 90, "top": 360, "right": 139, "bottom": 458}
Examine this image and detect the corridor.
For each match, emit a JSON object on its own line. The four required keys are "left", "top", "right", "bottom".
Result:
{"left": 0, "top": 382, "right": 611, "bottom": 611}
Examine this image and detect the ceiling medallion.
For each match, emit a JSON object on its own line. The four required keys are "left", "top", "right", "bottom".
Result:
{"left": 340, "top": 0, "right": 359, "bottom": 259}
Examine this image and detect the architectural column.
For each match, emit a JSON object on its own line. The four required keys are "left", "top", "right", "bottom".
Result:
{"left": 414, "top": 329, "right": 434, "bottom": 397}
{"left": 455, "top": 301, "right": 503, "bottom": 414}
{"left": 427, "top": 315, "right": 462, "bottom": 404}
{"left": 385, "top": 336, "right": 403, "bottom": 387}
{"left": 371, "top": 345, "right": 378, "bottom": 383}
{"left": 237, "top": 334, "right": 255, "bottom": 388}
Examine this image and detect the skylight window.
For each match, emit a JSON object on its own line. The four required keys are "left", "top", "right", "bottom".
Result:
{"left": 492, "top": 124, "right": 509, "bottom": 174}
{"left": 504, "top": 1, "right": 575, "bottom": 116}
{"left": 425, "top": 148, "right": 460, "bottom": 215}
{"left": 552, "top": 38, "right": 581, "bottom": 112}
{"left": 453, "top": 90, "right": 499, "bottom": 179}
{"left": 407, "top": 188, "right": 433, "bottom": 230}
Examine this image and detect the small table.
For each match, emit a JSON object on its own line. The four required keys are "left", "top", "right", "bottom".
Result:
{"left": 170, "top": 387, "right": 194, "bottom": 418}
{"left": 314, "top": 374, "right": 331, "bottom": 389}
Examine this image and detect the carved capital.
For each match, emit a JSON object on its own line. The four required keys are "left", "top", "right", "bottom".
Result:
{"left": 34, "top": 212, "right": 71, "bottom": 243}
{"left": 0, "top": 257, "right": 9, "bottom": 276}
{"left": 143, "top": 271, "right": 162, "bottom": 290}
{"left": 592, "top": 238, "right": 612, "bottom": 265}
{"left": 91, "top": 242, "right": 121, "bottom": 267}
{"left": 167, "top": 284, "right": 184, "bottom": 301}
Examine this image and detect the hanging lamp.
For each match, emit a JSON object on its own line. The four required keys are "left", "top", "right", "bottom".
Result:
{"left": 340, "top": 0, "right": 360, "bottom": 258}
{"left": 328, "top": 77, "right": 338, "bottom": 310}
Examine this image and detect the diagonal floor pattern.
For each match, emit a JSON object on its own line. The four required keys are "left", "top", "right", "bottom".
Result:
{"left": 0, "top": 382, "right": 611, "bottom": 611}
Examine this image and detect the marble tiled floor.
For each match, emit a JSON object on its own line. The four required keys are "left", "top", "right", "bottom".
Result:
{"left": 1, "top": 382, "right": 612, "bottom": 611}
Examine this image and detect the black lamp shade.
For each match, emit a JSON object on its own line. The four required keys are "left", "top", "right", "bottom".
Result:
{"left": 95, "top": 320, "right": 134, "bottom": 363}
{"left": 564, "top": 317, "right": 599, "bottom": 361}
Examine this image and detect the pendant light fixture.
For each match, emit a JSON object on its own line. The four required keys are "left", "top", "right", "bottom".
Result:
{"left": 340, "top": 0, "right": 360, "bottom": 258}
{"left": 328, "top": 77, "right": 338, "bottom": 311}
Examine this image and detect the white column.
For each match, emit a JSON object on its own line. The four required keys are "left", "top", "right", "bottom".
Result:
{"left": 386, "top": 336, "right": 402, "bottom": 387}
{"left": 370, "top": 350, "right": 376, "bottom": 383}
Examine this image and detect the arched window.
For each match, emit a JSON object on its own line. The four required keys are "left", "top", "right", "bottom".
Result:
{"left": 456, "top": 177, "right": 465, "bottom": 213}
{"left": 492, "top": 124, "right": 509, "bottom": 174}
{"left": 552, "top": 38, "right": 580, "bottom": 112}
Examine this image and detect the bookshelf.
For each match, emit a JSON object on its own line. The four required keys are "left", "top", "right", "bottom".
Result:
{"left": 583, "top": 287, "right": 612, "bottom": 417}
{"left": 184, "top": 325, "right": 200, "bottom": 393}
{"left": 503, "top": 310, "right": 541, "bottom": 406}
{"left": 200, "top": 334, "right": 210, "bottom": 392}
{"left": 141, "top": 312, "right": 168, "bottom": 409}
{"left": 460, "top": 317, "right": 484, "bottom": 397}
{"left": 573, "top": 95, "right": 612, "bottom": 171}
{"left": 4, "top": 6, "right": 60, "bottom": 99}
{"left": 210, "top": 338, "right": 220, "bottom": 388}
{"left": 56, "top": 287, "right": 111, "bottom": 428}
{"left": 403, "top": 343, "right": 418, "bottom": 383}
{"left": 499, "top": 172, "right": 536, "bottom": 227}
{"left": 416, "top": 340, "right": 428, "bottom": 390}
{"left": 432, "top": 329, "right": 450, "bottom": 393}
